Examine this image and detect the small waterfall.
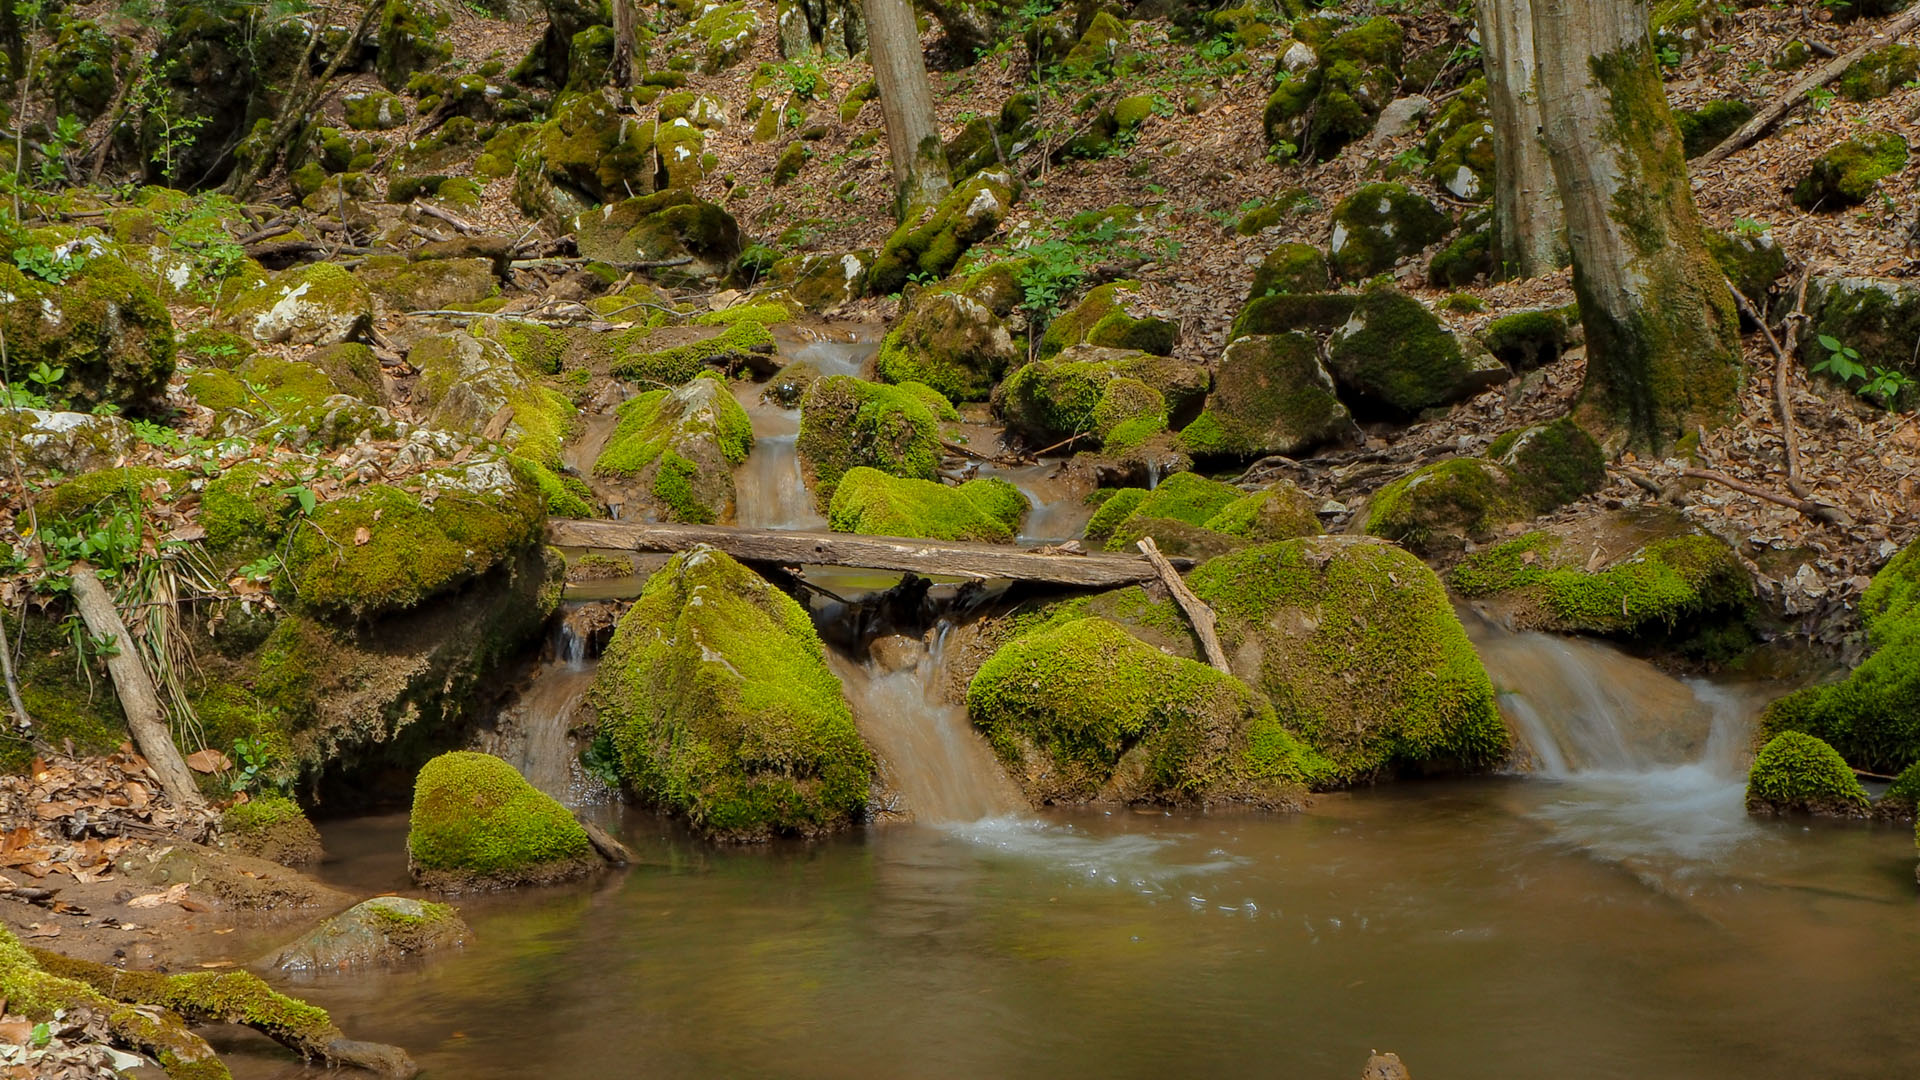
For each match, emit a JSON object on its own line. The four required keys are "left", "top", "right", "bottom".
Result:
{"left": 829, "top": 622, "right": 1026, "bottom": 824}
{"left": 973, "top": 461, "right": 1096, "bottom": 543}
{"left": 731, "top": 379, "right": 826, "bottom": 530}
{"left": 486, "top": 605, "right": 618, "bottom": 807}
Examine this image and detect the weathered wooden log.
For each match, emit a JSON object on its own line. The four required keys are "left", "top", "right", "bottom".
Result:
{"left": 1137, "top": 537, "right": 1230, "bottom": 673}
{"left": 546, "top": 520, "right": 1188, "bottom": 587}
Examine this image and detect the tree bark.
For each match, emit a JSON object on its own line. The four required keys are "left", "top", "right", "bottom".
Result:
{"left": 67, "top": 566, "right": 206, "bottom": 811}
{"left": 1136, "top": 538, "right": 1230, "bottom": 674}
{"left": 609, "top": 0, "right": 643, "bottom": 87}
{"left": 1530, "top": 0, "right": 1741, "bottom": 454}
{"left": 861, "top": 0, "right": 951, "bottom": 219}
{"left": 1478, "top": 0, "right": 1566, "bottom": 277}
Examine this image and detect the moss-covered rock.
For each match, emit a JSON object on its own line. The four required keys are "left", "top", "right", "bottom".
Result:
{"left": 218, "top": 796, "right": 323, "bottom": 867}
{"left": 1327, "top": 182, "right": 1450, "bottom": 281}
{"left": 1247, "top": 242, "right": 1330, "bottom": 301}
{"left": 410, "top": 332, "right": 577, "bottom": 465}
{"left": 1263, "top": 17, "right": 1404, "bottom": 161}
{"left": 1672, "top": 98, "right": 1753, "bottom": 158}
{"left": 228, "top": 263, "right": 373, "bottom": 347}
{"left": 1490, "top": 417, "right": 1606, "bottom": 513}
{"left": 572, "top": 189, "right": 743, "bottom": 284}
{"left": 967, "top": 616, "right": 1329, "bottom": 805}
{"left": 796, "top": 375, "right": 944, "bottom": 507}
{"left": 1203, "top": 481, "right": 1321, "bottom": 541}
{"left": 377, "top": 0, "right": 452, "bottom": 88}
{"left": 1838, "top": 43, "right": 1920, "bottom": 102}
{"left": 590, "top": 547, "right": 874, "bottom": 840}
{"left": 874, "top": 290, "right": 1016, "bottom": 402}
{"left": 407, "top": 751, "right": 594, "bottom": 889}
{"left": 995, "top": 344, "right": 1208, "bottom": 446}
{"left": 1799, "top": 276, "right": 1920, "bottom": 391}
{"left": 611, "top": 321, "right": 777, "bottom": 385}
{"left": 1705, "top": 229, "right": 1786, "bottom": 302}
{"left": 869, "top": 169, "right": 1015, "bottom": 295}
{"left": 1744, "top": 732, "right": 1870, "bottom": 817}
{"left": 1189, "top": 536, "right": 1506, "bottom": 782}
{"left": 1427, "top": 223, "right": 1493, "bottom": 287}
{"left": 1425, "top": 119, "right": 1495, "bottom": 201}
{"left": 826, "top": 467, "right": 1026, "bottom": 541}
{"left": 1791, "top": 131, "right": 1909, "bottom": 212}
{"left": 1480, "top": 307, "right": 1575, "bottom": 371}
{"left": 1179, "top": 332, "right": 1354, "bottom": 459}
{"left": 1759, "top": 538, "right": 1920, "bottom": 775}
{"left": 354, "top": 255, "right": 497, "bottom": 311}
{"left": 0, "top": 252, "right": 175, "bottom": 416}
{"left": 1324, "top": 285, "right": 1507, "bottom": 417}
{"left": 281, "top": 459, "right": 547, "bottom": 619}
{"left": 692, "top": 1, "right": 761, "bottom": 71}
{"left": 1036, "top": 280, "right": 1177, "bottom": 359}
{"left": 593, "top": 376, "right": 753, "bottom": 523}
{"left": 1365, "top": 458, "right": 1526, "bottom": 553}
{"left": 513, "top": 88, "right": 659, "bottom": 229}
{"left": 268, "top": 895, "right": 470, "bottom": 971}
{"left": 343, "top": 89, "right": 407, "bottom": 130}
{"left": 771, "top": 250, "right": 873, "bottom": 309}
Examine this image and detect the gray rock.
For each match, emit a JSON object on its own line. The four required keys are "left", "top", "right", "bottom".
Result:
{"left": 267, "top": 896, "right": 471, "bottom": 972}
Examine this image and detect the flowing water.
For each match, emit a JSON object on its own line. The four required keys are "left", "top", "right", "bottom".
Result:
{"left": 973, "top": 460, "right": 1096, "bottom": 543}
{"left": 729, "top": 330, "right": 880, "bottom": 530}
{"left": 220, "top": 616, "right": 1920, "bottom": 1079}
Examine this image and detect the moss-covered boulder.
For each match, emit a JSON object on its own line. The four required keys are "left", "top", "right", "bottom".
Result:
{"left": 0, "top": 410, "right": 136, "bottom": 479}
{"left": 228, "top": 263, "right": 373, "bottom": 347}
{"left": 1490, "top": 417, "right": 1606, "bottom": 513}
{"left": 344, "top": 89, "right": 407, "bottom": 130}
{"left": 1364, "top": 458, "right": 1526, "bottom": 554}
{"left": 513, "top": 88, "right": 659, "bottom": 229}
{"left": 407, "top": 751, "right": 594, "bottom": 889}
{"left": 772, "top": 250, "right": 873, "bottom": 309}
{"left": 268, "top": 895, "right": 470, "bottom": 972}
{"left": 1673, "top": 98, "right": 1753, "bottom": 158}
{"left": 281, "top": 458, "right": 547, "bottom": 619}
{"left": 869, "top": 169, "right": 1014, "bottom": 295}
{"left": 874, "top": 290, "right": 1016, "bottom": 402}
{"left": 1838, "top": 43, "right": 1919, "bottom": 102}
{"left": 1449, "top": 513, "right": 1754, "bottom": 647}
{"left": 827, "top": 467, "right": 1026, "bottom": 541}
{"left": 1325, "top": 286, "right": 1508, "bottom": 417}
{"left": 217, "top": 796, "right": 323, "bottom": 867}
{"left": 1327, "top": 182, "right": 1449, "bottom": 281}
{"left": 1706, "top": 229, "right": 1786, "bottom": 302}
{"left": 1799, "top": 276, "right": 1920, "bottom": 390}
{"left": 1744, "top": 732, "right": 1870, "bottom": 817}
{"left": 796, "top": 375, "right": 943, "bottom": 507}
{"left": 1179, "top": 332, "right": 1354, "bottom": 459}
{"left": 409, "top": 332, "right": 576, "bottom": 466}
{"left": 573, "top": 189, "right": 742, "bottom": 283}
{"left": 1247, "top": 242, "right": 1330, "bottom": 301}
{"left": 593, "top": 377, "right": 753, "bottom": 523}
{"left": 1428, "top": 223, "right": 1493, "bottom": 287}
{"left": 1189, "top": 537, "right": 1506, "bottom": 782}
{"left": 995, "top": 344, "right": 1208, "bottom": 446}
{"left": 1759, "top": 538, "right": 1920, "bottom": 775}
{"left": 1203, "top": 481, "right": 1321, "bottom": 542}
{"left": 1480, "top": 307, "right": 1575, "bottom": 371}
{"left": 0, "top": 252, "right": 175, "bottom": 416}
{"left": 354, "top": 255, "right": 497, "bottom": 310}
{"left": 376, "top": 0, "right": 452, "bottom": 88}
{"left": 1263, "top": 17, "right": 1404, "bottom": 161}
{"left": 967, "top": 616, "right": 1329, "bottom": 805}
{"left": 590, "top": 547, "right": 874, "bottom": 840}
{"left": 611, "top": 321, "right": 777, "bottom": 385}
{"left": 1036, "top": 281, "right": 1177, "bottom": 360}
{"left": 1791, "top": 131, "right": 1909, "bottom": 211}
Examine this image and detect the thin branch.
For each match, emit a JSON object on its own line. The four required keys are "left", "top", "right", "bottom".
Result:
{"left": 1725, "top": 280, "right": 1806, "bottom": 497}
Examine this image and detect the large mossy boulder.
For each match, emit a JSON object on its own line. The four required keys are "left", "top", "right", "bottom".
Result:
{"left": 376, "top": 0, "right": 452, "bottom": 88}
{"left": 966, "top": 616, "right": 1330, "bottom": 805}
{"left": 281, "top": 458, "right": 548, "bottom": 619}
{"left": 1247, "top": 242, "right": 1331, "bottom": 301}
{"left": 1791, "top": 131, "right": 1908, "bottom": 211}
{"left": 869, "top": 169, "right": 1014, "bottom": 295}
{"left": 611, "top": 321, "right": 777, "bottom": 385}
{"left": 409, "top": 331, "right": 576, "bottom": 466}
{"left": 407, "top": 751, "right": 595, "bottom": 890}
{"left": 0, "top": 410, "right": 136, "bottom": 478}
{"left": 1324, "top": 286, "right": 1507, "bottom": 417}
{"left": 1364, "top": 458, "right": 1526, "bottom": 554}
{"left": 593, "top": 377, "right": 753, "bottom": 523}
{"left": 1179, "top": 332, "right": 1355, "bottom": 459}
{"left": 1760, "top": 538, "right": 1920, "bottom": 775}
{"left": 994, "top": 344, "right": 1208, "bottom": 446}
{"left": 827, "top": 467, "right": 1027, "bottom": 541}
{"left": 228, "top": 263, "right": 374, "bottom": 346}
{"left": 796, "top": 375, "right": 943, "bottom": 507}
{"left": 0, "top": 252, "right": 176, "bottom": 416}
{"left": 1488, "top": 417, "right": 1606, "bottom": 513}
{"left": 1189, "top": 537, "right": 1507, "bottom": 782}
{"left": 1036, "top": 281, "right": 1177, "bottom": 360}
{"left": 354, "top": 255, "right": 497, "bottom": 310}
{"left": 513, "top": 88, "right": 659, "bottom": 229}
{"left": 1799, "top": 276, "right": 1920, "bottom": 391}
{"left": 269, "top": 895, "right": 470, "bottom": 972}
{"left": 1837, "top": 43, "right": 1920, "bottom": 102}
{"left": 874, "top": 290, "right": 1017, "bottom": 402}
{"left": 1262, "top": 16, "right": 1404, "bottom": 161}
{"left": 1480, "top": 307, "right": 1575, "bottom": 371}
{"left": 590, "top": 547, "right": 874, "bottom": 840}
{"left": 1744, "top": 732, "right": 1870, "bottom": 817}
{"left": 1327, "top": 182, "right": 1449, "bottom": 281}
{"left": 573, "top": 189, "right": 742, "bottom": 283}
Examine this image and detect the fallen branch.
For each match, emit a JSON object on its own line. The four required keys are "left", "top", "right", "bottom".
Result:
{"left": 575, "top": 813, "right": 634, "bottom": 865}
{"left": 1679, "top": 467, "right": 1850, "bottom": 526}
{"left": 941, "top": 439, "right": 1021, "bottom": 465}
{"left": 1726, "top": 281, "right": 1807, "bottom": 497}
{"left": 415, "top": 202, "right": 477, "bottom": 235}
{"left": 67, "top": 565, "right": 205, "bottom": 812}
{"left": 1697, "top": 6, "right": 1920, "bottom": 165}
{"left": 1136, "top": 536, "right": 1231, "bottom": 673}
{"left": 509, "top": 255, "right": 695, "bottom": 272}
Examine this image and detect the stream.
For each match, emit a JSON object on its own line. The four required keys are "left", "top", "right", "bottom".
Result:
{"left": 223, "top": 344, "right": 1920, "bottom": 1079}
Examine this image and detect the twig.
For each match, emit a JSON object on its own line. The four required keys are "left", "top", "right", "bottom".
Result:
{"left": 1679, "top": 467, "right": 1850, "bottom": 526}
{"left": 940, "top": 439, "right": 1020, "bottom": 465}
{"left": 1726, "top": 281, "right": 1807, "bottom": 497}
{"left": 1028, "top": 431, "right": 1089, "bottom": 457}
{"left": 1696, "top": 5, "right": 1920, "bottom": 165}
{"left": 509, "top": 255, "right": 695, "bottom": 271}
{"left": 1136, "top": 537, "right": 1231, "bottom": 673}
{"left": 415, "top": 202, "right": 478, "bottom": 235}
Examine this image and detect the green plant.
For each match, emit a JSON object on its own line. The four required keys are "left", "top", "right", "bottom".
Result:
{"left": 1863, "top": 367, "right": 1915, "bottom": 408}
{"left": 1813, "top": 333, "right": 1867, "bottom": 384}
{"left": 24, "top": 361, "right": 65, "bottom": 399}
{"left": 1731, "top": 217, "right": 1769, "bottom": 237}
{"left": 228, "top": 736, "right": 289, "bottom": 795}
{"left": 130, "top": 418, "right": 183, "bottom": 451}
{"left": 12, "top": 244, "right": 83, "bottom": 283}
{"left": 1807, "top": 86, "right": 1837, "bottom": 113}
{"left": 127, "top": 57, "right": 208, "bottom": 179}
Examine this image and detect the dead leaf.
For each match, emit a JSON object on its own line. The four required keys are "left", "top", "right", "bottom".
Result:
{"left": 126, "top": 883, "right": 190, "bottom": 909}
{"left": 185, "top": 749, "right": 232, "bottom": 774}
{"left": 353, "top": 526, "right": 371, "bottom": 546}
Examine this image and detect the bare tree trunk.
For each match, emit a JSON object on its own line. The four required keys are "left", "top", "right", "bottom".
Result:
{"left": 225, "top": 0, "right": 380, "bottom": 199}
{"left": 1478, "top": 0, "right": 1565, "bottom": 278}
{"left": 861, "top": 0, "right": 950, "bottom": 219}
{"left": 610, "top": 0, "right": 642, "bottom": 87}
{"left": 1531, "top": 0, "right": 1740, "bottom": 454}
{"left": 67, "top": 566, "right": 205, "bottom": 810}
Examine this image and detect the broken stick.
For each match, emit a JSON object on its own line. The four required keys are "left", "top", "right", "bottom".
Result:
{"left": 1136, "top": 536, "right": 1231, "bottom": 674}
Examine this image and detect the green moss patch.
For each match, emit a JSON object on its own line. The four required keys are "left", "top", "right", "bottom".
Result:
{"left": 593, "top": 377, "right": 754, "bottom": 523}
{"left": 1745, "top": 732, "right": 1869, "bottom": 816}
{"left": 1792, "top": 131, "right": 1909, "bottom": 211}
{"left": 827, "top": 467, "right": 1027, "bottom": 542}
{"left": 796, "top": 375, "right": 943, "bottom": 508}
{"left": 995, "top": 344, "right": 1208, "bottom": 446}
{"left": 1037, "top": 281, "right": 1177, "bottom": 360}
{"left": 408, "top": 751, "right": 593, "bottom": 887}
{"left": 1181, "top": 332, "right": 1353, "bottom": 459}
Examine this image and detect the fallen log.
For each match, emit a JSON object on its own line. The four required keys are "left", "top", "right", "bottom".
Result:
{"left": 547, "top": 520, "right": 1187, "bottom": 587}
{"left": 575, "top": 813, "right": 635, "bottom": 865}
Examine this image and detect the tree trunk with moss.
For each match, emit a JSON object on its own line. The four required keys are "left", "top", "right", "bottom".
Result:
{"left": 861, "top": 0, "right": 950, "bottom": 220}
{"left": 1530, "top": 0, "right": 1740, "bottom": 453}
{"left": 1478, "top": 0, "right": 1565, "bottom": 278}
{"left": 610, "top": 0, "right": 642, "bottom": 87}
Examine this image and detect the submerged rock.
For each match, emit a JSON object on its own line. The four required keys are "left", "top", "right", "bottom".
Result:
{"left": 589, "top": 547, "right": 874, "bottom": 841}
{"left": 269, "top": 896, "right": 471, "bottom": 972}
{"left": 1744, "top": 732, "right": 1870, "bottom": 817}
{"left": 966, "top": 616, "right": 1330, "bottom": 805}
{"left": 408, "top": 751, "right": 595, "bottom": 890}
{"left": 593, "top": 376, "right": 753, "bottom": 523}
{"left": 217, "top": 796, "right": 323, "bottom": 868}
{"left": 827, "top": 467, "right": 1027, "bottom": 542}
